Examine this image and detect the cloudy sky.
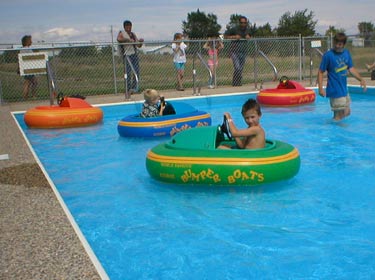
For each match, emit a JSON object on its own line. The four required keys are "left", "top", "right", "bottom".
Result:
{"left": 0, "top": 0, "right": 373, "bottom": 44}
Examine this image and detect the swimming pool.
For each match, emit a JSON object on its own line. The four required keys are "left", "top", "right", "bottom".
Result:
{"left": 15, "top": 87, "right": 375, "bottom": 279}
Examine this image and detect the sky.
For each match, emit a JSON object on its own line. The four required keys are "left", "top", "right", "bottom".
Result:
{"left": 0, "top": 0, "right": 374, "bottom": 44}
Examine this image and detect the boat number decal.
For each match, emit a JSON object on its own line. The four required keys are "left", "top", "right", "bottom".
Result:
{"left": 62, "top": 114, "right": 99, "bottom": 125}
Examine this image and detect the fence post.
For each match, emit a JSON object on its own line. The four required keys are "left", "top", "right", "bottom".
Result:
{"left": 192, "top": 53, "right": 197, "bottom": 94}
{"left": 309, "top": 46, "right": 313, "bottom": 86}
{"left": 0, "top": 80, "right": 3, "bottom": 105}
{"left": 253, "top": 39, "right": 259, "bottom": 90}
{"left": 110, "top": 25, "right": 118, "bottom": 95}
{"left": 124, "top": 55, "right": 129, "bottom": 99}
{"left": 298, "top": 34, "right": 305, "bottom": 81}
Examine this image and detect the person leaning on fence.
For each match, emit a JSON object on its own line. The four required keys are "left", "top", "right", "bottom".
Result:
{"left": 224, "top": 16, "right": 252, "bottom": 87}
{"left": 203, "top": 36, "right": 224, "bottom": 89}
{"left": 172, "top": 33, "right": 187, "bottom": 91}
{"left": 140, "top": 89, "right": 165, "bottom": 118}
{"left": 318, "top": 32, "right": 366, "bottom": 121}
{"left": 20, "top": 35, "right": 38, "bottom": 99}
{"left": 117, "top": 20, "right": 144, "bottom": 94}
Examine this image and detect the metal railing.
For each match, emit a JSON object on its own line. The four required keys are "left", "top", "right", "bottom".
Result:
{"left": 192, "top": 52, "right": 213, "bottom": 95}
{"left": 255, "top": 50, "right": 278, "bottom": 89}
{"left": 46, "top": 60, "right": 58, "bottom": 105}
{"left": 309, "top": 48, "right": 324, "bottom": 86}
{"left": 123, "top": 54, "right": 139, "bottom": 99}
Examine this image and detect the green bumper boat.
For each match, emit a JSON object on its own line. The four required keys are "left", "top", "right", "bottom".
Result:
{"left": 146, "top": 122, "right": 300, "bottom": 186}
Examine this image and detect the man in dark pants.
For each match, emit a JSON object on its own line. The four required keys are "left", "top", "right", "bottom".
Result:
{"left": 224, "top": 16, "right": 252, "bottom": 86}
{"left": 117, "top": 20, "right": 144, "bottom": 95}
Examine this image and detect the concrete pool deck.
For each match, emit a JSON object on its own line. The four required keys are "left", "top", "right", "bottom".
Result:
{"left": 1, "top": 78, "right": 373, "bottom": 279}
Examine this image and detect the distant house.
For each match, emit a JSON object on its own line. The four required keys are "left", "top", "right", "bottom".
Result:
{"left": 351, "top": 38, "right": 365, "bottom": 47}
{"left": 141, "top": 44, "right": 173, "bottom": 55}
{"left": 12, "top": 41, "right": 100, "bottom": 56}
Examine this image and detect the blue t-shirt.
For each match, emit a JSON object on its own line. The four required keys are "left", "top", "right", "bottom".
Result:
{"left": 319, "top": 48, "right": 353, "bottom": 98}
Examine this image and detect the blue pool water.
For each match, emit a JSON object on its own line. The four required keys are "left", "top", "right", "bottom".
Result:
{"left": 15, "top": 88, "right": 375, "bottom": 279}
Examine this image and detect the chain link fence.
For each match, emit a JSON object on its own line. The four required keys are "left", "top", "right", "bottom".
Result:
{"left": 1, "top": 36, "right": 374, "bottom": 103}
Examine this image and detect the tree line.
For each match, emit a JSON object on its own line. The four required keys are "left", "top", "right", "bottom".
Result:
{"left": 182, "top": 9, "right": 374, "bottom": 39}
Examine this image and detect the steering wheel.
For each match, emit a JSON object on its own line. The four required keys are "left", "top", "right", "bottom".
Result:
{"left": 57, "top": 92, "right": 64, "bottom": 105}
{"left": 220, "top": 115, "right": 233, "bottom": 140}
{"left": 279, "top": 75, "right": 289, "bottom": 85}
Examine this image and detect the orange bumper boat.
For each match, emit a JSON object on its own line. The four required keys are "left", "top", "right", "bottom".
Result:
{"left": 24, "top": 97, "right": 103, "bottom": 128}
{"left": 257, "top": 76, "right": 315, "bottom": 106}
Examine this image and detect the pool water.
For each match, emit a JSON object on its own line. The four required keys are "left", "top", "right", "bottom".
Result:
{"left": 15, "top": 89, "right": 375, "bottom": 279}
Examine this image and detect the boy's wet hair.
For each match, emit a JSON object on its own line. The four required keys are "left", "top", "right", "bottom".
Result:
{"left": 333, "top": 32, "right": 347, "bottom": 44}
{"left": 241, "top": 98, "right": 262, "bottom": 116}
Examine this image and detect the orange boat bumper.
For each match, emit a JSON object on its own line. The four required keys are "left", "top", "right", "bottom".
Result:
{"left": 24, "top": 106, "right": 103, "bottom": 128}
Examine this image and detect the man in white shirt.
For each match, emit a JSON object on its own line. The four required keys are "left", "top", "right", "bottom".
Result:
{"left": 117, "top": 20, "right": 144, "bottom": 95}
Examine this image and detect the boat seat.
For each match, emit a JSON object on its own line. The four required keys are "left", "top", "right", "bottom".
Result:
{"left": 60, "top": 97, "right": 92, "bottom": 108}
{"left": 167, "top": 126, "right": 218, "bottom": 150}
{"left": 216, "top": 139, "right": 275, "bottom": 150}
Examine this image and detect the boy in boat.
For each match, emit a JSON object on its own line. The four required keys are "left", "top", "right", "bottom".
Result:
{"left": 218, "top": 98, "right": 265, "bottom": 149}
{"left": 140, "top": 89, "right": 165, "bottom": 118}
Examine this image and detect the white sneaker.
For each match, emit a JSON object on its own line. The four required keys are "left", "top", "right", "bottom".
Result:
{"left": 208, "top": 85, "right": 214, "bottom": 89}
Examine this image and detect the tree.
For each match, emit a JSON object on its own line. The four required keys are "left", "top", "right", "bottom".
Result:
{"left": 182, "top": 9, "right": 221, "bottom": 39}
{"left": 276, "top": 9, "right": 317, "bottom": 36}
{"left": 253, "top": 23, "right": 275, "bottom": 37}
{"left": 358, "top": 21, "right": 374, "bottom": 39}
{"left": 324, "top": 26, "right": 346, "bottom": 37}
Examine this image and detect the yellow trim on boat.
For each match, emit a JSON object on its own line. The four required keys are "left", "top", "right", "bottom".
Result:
{"left": 25, "top": 108, "right": 102, "bottom": 116}
{"left": 119, "top": 113, "right": 211, "bottom": 127}
{"left": 147, "top": 148, "right": 299, "bottom": 166}
{"left": 258, "top": 90, "right": 315, "bottom": 97}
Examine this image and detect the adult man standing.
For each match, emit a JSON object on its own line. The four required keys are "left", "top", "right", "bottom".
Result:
{"left": 224, "top": 16, "right": 252, "bottom": 86}
{"left": 117, "top": 20, "right": 144, "bottom": 95}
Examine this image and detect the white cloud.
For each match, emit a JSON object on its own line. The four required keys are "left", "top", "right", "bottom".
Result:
{"left": 44, "top": 27, "right": 81, "bottom": 38}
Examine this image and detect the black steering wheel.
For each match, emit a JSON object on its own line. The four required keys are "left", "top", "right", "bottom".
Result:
{"left": 220, "top": 115, "right": 233, "bottom": 140}
{"left": 57, "top": 92, "right": 64, "bottom": 105}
